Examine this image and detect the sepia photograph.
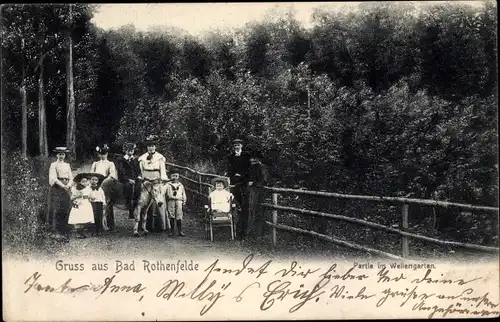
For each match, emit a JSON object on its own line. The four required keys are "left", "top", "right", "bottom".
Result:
{"left": 2, "top": 2, "right": 499, "bottom": 320}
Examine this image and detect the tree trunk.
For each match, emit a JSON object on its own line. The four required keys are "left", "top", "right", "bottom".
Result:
{"left": 21, "top": 38, "right": 28, "bottom": 160}
{"left": 38, "top": 55, "right": 49, "bottom": 157}
{"left": 66, "top": 4, "right": 76, "bottom": 160}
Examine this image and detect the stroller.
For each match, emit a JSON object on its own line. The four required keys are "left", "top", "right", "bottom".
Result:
{"left": 204, "top": 177, "right": 237, "bottom": 241}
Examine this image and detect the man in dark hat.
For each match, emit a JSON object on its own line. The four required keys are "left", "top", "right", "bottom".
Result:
{"left": 225, "top": 138, "right": 251, "bottom": 239}
{"left": 116, "top": 142, "right": 142, "bottom": 219}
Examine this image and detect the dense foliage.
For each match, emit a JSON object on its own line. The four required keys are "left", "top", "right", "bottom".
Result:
{"left": 1, "top": 2, "right": 498, "bottom": 251}
{"left": 1, "top": 151, "right": 51, "bottom": 253}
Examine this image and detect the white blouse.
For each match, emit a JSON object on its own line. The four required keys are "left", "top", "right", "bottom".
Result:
{"left": 138, "top": 152, "right": 167, "bottom": 181}
{"left": 48, "top": 161, "right": 73, "bottom": 187}
{"left": 89, "top": 187, "right": 107, "bottom": 205}
{"left": 91, "top": 160, "right": 117, "bottom": 180}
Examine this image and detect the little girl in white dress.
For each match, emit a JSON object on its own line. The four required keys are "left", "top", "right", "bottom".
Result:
{"left": 68, "top": 173, "right": 95, "bottom": 238}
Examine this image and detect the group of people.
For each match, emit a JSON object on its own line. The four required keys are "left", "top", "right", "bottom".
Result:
{"left": 224, "top": 139, "right": 268, "bottom": 240}
{"left": 48, "top": 135, "right": 187, "bottom": 241}
{"left": 47, "top": 135, "right": 267, "bottom": 241}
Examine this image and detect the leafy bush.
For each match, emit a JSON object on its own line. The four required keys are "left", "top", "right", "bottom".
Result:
{"left": 2, "top": 152, "right": 52, "bottom": 254}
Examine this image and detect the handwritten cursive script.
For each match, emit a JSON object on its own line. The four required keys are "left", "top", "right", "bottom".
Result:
{"left": 18, "top": 256, "right": 499, "bottom": 319}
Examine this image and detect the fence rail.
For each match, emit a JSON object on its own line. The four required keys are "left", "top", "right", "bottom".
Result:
{"left": 166, "top": 162, "right": 499, "bottom": 258}
{"left": 264, "top": 187, "right": 499, "bottom": 213}
{"left": 166, "top": 162, "right": 221, "bottom": 179}
{"left": 262, "top": 203, "right": 499, "bottom": 253}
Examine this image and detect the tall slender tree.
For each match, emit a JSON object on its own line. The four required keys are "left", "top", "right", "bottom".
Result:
{"left": 66, "top": 4, "right": 76, "bottom": 159}
{"left": 20, "top": 37, "right": 27, "bottom": 160}
{"left": 37, "top": 53, "right": 48, "bottom": 156}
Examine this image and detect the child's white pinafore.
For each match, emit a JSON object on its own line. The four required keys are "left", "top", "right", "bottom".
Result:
{"left": 68, "top": 186, "right": 95, "bottom": 225}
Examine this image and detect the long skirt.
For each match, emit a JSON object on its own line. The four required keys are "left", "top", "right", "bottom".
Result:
{"left": 48, "top": 185, "right": 71, "bottom": 235}
{"left": 245, "top": 186, "right": 265, "bottom": 238}
{"left": 68, "top": 199, "right": 95, "bottom": 225}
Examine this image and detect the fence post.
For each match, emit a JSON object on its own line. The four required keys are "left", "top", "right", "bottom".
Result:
{"left": 402, "top": 204, "right": 409, "bottom": 258}
{"left": 272, "top": 192, "right": 278, "bottom": 249}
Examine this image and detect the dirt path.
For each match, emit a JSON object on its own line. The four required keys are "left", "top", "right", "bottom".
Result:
{"left": 46, "top": 204, "right": 250, "bottom": 259}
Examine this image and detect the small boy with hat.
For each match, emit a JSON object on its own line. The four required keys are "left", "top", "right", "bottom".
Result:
{"left": 165, "top": 170, "right": 187, "bottom": 236}
{"left": 89, "top": 173, "right": 106, "bottom": 236}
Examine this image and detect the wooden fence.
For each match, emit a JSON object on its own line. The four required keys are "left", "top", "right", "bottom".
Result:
{"left": 168, "top": 162, "right": 499, "bottom": 259}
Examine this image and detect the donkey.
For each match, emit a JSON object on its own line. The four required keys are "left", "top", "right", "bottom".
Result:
{"left": 133, "top": 179, "right": 171, "bottom": 236}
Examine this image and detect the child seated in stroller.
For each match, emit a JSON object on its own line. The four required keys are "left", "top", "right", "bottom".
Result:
{"left": 205, "top": 177, "right": 237, "bottom": 240}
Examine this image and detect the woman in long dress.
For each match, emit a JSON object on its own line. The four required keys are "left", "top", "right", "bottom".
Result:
{"left": 48, "top": 147, "right": 73, "bottom": 241}
{"left": 245, "top": 150, "right": 268, "bottom": 239}
{"left": 68, "top": 173, "right": 95, "bottom": 239}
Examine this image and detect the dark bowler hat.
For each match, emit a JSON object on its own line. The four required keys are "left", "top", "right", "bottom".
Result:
{"left": 122, "top": 142, "right": 137, "bottom": 152}
{"left": 95, "top": 144, "right": 109, "bottom": 154}
{"left": 144, "top": 135, "right": 159, "bottom": 146}
{"left": 73, "top": 172, "right": 91, "bottom": 182}
{"left": 169, "top": 169, "right": 180, "bottom": 175}
{"left": 211, "top": 176, "right": 229, "bottom": 188}
{"left": 232, "top": 139, "right": 243, "bottom": 144}
{"left": 53, "top": 146, "right": 70, "bottom": 154}
{"left": 88, "top": 173, "right": 106, "bottom": 186}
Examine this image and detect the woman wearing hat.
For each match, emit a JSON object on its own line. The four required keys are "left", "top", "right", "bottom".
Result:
{"left": 135, "top": 134, "right": 170, "bottom": 235}
{"left": 245, "top": 149, "right": 269, "bottom": 239}
{"left": 48, "top": 147, "right": 73, "bottom": 241}
{"left": 137, "top": 135, "right": 167, "bottom": 180}
{"left": 91, "top": 143, "right": 118, "bottom": 231}
{"left": 68, "top": 172, "right": 95, "bottom": 239}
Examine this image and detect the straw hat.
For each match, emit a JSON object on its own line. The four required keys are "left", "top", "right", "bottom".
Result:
{"left": 73, "top": 172, "right": 92, "bottom": 182}
{"left": 144, "top": 135, "right": 159, "bottom": 145}
{"left": 53, "top": 147, "right": 70, "bottom": 154}
{"left": 95, "top": 144, "right": 109, "bottom": 154}
{"left": 211, "top": 177, "right": 229, "bottom": 188}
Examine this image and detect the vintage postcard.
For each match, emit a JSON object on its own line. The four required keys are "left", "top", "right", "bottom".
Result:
{"left": 2, "top": 1, "right": 499, "bottom": 320}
